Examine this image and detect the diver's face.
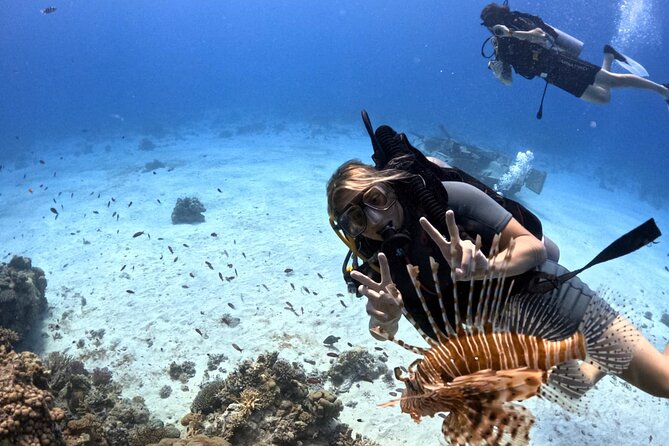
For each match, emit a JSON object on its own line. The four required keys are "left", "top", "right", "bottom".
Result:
{"left": 336, "top": 184, "right": 404, "bottom": 241}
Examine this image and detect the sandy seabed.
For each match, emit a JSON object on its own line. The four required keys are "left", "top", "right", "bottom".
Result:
{"left": 1, "top": 117, "right": 667, "bottom": 446}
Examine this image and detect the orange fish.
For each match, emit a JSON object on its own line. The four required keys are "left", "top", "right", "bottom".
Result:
{"left": 376, "top": 250, "right": 638, "bottom": 446}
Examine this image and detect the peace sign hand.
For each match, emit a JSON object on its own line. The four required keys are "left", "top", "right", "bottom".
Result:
{"left": 350, "top": 252, "right": 403, "bottom": 326}
{"left": 420, "top": 210, "right": 491, "bottom": 281}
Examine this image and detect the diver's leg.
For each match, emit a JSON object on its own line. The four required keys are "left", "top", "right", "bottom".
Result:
{"left": 594, "top": 70, "right": 669, "bottom": 99}
{"left": 602, "top": 52, "right": 614, "bottom": 71}
{"left": 580, "top": 84, "right": 611, "bottom": 104}
{"left": 619, "top": 332, "right": 669, "bottom": 398}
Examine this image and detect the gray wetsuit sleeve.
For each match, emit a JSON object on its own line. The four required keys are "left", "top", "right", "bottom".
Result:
{"left": 442, "top": 181, "right": 512, "bottom": 241}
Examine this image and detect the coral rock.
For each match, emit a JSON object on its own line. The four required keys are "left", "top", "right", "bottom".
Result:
{"left": 0, "top": 256, "right": 48, "bottom": 339}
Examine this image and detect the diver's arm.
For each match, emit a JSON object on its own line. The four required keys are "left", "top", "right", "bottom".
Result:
{"left": 493, "top": 217, "right": 547, "bottom": 275}
{"left": 420, "top": 211, "right": 546, "bottom": 281}
{"left": 492, "top": 25, "right": 549, "bottom": 46}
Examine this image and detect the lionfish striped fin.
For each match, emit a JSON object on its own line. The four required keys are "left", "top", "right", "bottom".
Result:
{"left": 369, "top": 326, "right": 427, "bottom": 355}
{"left": 437, "top": 368, "right": 542, "bottom": 446}
{"left": 406, "top": 264, "right": 448, "bottom": 345}
{"left": 429, "top": 256, "right": 457, "bottom": 337}
{"left": 580, "top": 300, "right": 640, "bottom": 374}
{"left": 540, "top": 360, "right": 592, "bottom": 414}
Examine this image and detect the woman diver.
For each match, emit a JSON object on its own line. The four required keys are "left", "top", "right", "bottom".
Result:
{"left": 326, "top": 122, "right": 669, "bottom": 399}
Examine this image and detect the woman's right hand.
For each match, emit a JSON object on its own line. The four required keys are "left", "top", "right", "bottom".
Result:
{"left": 350, "top": 252, "right": 403, "bottom": 331}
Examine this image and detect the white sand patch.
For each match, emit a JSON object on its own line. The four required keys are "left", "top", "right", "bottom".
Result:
{"left": 1, "top": 120, "right": 667, "bottom": 445}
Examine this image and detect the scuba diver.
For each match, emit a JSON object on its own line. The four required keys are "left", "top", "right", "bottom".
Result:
{"left": 326, "top": 111, "right": 669, "bottom": 399}
{"left": 480, "top": 2, "right": 669, "bottom": 115}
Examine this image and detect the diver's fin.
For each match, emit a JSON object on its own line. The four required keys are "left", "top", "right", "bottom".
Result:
{"left": 604, "top": 44, "right": 649, "bottom": 77}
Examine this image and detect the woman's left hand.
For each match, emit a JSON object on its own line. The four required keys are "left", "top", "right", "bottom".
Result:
{"left": 420, "top": 211, "right": 490, "bottom": 281}
{"left": 492, "top": 24, "right": 512, "bottom": 37}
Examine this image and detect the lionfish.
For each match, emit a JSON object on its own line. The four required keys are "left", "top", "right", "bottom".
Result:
{"left": 375, "top": 243, "right": 639, "bottom": 446}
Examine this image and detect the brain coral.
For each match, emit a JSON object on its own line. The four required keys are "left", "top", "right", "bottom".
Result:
{"left": 0, "top": 329, "right": 65, "bottom": 445}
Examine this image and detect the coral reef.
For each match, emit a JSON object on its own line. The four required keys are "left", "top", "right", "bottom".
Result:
{"left": 41, "top": 352, "right": 179, "bottom": 446}
{"left": 143, "top": 160, "right": 166, "bottom": 172}
{"left": 0, "top": 256, "right": 48, "bottom": 339}
{"left": 147, "top": 435, "right": 231, "bottom": 446}
{"left": 186, "top": 352, "right": 379, "bottom": 446}
{"left": 138, "top": 138, "right": 156, "bottom": 151}
{"left": 168, "top": 361, "right": 196, "bottom": 383}
{"left": 326, "top": 347, "right": 389, "bottom": 393}
{"left": 0, "top": 329, "right": 66, "bottom": 445}
{"left": 171, "top": 198, "right": 206, "bottom": 224}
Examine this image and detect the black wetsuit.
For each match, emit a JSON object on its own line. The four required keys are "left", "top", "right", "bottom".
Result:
{"left": 381, "top": 181, "right": 538, "bottom": 338}
{"left": 377, "top": 181, "right": 591, "bottom": 340}
{"left": 491, "top": 11, "right": 600, "bottom": 98}
{"left": 495, "top": 37, "right": 600, "bottom": 98}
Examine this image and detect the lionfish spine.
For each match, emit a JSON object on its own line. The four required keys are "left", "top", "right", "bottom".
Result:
{"left": 430, "top": 257, "right": 457, "bottom": 337}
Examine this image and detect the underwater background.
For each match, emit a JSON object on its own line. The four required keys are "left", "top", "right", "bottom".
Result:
{"left": 2, "top": 0, "right": 668, "bottom": 199}
{"left": 1, "top": 1, "right": 668, "bottom": 445}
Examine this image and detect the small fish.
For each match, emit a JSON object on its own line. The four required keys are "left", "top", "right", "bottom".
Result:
{"left": 28, "top": 188, "right": 33, "bottom": 194}
{"left": 323, "top": 335, "right": 340, "bottom": 346}
{"left": 205, "top": 261, "right": 214, "bottom": 270}
{"left": 317, "top": 273, "right": 324, "bottom": 279}
{"left": 111, "top": 197, "right": 116, "bottom": 202}
{"left": 132, "top": 231, "right": 144, "bottom": 238}
{"left": 217, "top": 188, "right": 222, "bottom": 193}
{"left": 262, "top": 284, "right": 269, "bottom": 291}
{"left": 195, "top": 328, "right": 204, "bottom": 337}
{"left": 326, "top": 352, "right": 339, "bottom": 358}
{"left": 167, "top": 246, "right": 174, "bottom": 254}
{"left": 127, "top": 201, "right": 133, "bottom": 207}
{"left": 304, "top": 358, "right": 316, "bottom": 365}
{"left": 290, "top": 283, "right": 295, "bottom": 290}
{"left": 39, "top": 159, "right": 46, "bottom": 164}
{"left": 227, "top": 302, "right": 236, "bottom": 309}
{"left": 40, "top": 6, "right": 57, "bottom": 14}
{"left": 173, "top": 257, "right": 178, "bottom": 263}
{"left": 339, "top": 300, "right": 347, "bottom": 308}
{"left": 93, "top": 210, "right": 99, "bottom": 214}
{"left": 182, "top": 284, "right": 189, "bottom": 288}
{"left": 49, "top": 207, "right": 58, "bottom": 215}
{"left": 107, "top": 201, "right": 111, "bottom": 208}
{"left": 189, "top": 272, "right": 195, "bottom": 278}
{"left": 126, "top": 290, "right": 135, "bottom": 294}
{"left": 182, "top": 243, "right": 189, "bottom": 248}
{"left": 232, "top": 343, "right": 243, "bottom": 352}
{"left": 112, "top": 212, "right": 117, "bottom": 218}
{"left": 218, "top": 272, "right": 224, "bottom": 282}
{"left": 301, "top": 286, "right": 310, "bottom": 294}
{"left": 242, "top": 252, "right": 246, "bottom": 258}
{"left": 156, "top": 199, "right": 161, "bottom": 204}
{"left": 120, "top": 264, "right": 126, "bottom": 271}
{"left": 211, "top": 232, "right": 218, "bottom": 237}
{"left": 306, "top": 377, "right": 322, "bottom": 385}
{"left": 284, "top": 268, "right": 293, "bottom": 274}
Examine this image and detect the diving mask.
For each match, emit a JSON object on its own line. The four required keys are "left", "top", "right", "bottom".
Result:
{"left": 336, "top": 184, "right": 397, "bottom": 237}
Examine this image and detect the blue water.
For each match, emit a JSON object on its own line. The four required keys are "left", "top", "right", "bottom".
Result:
{"left": 2, "top": 1, "right": 668, "bottom": 195}
{"left": 1, "top": 2, "right": 668, "bottom": 444}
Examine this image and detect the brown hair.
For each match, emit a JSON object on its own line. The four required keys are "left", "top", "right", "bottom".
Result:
{"left": 480, "top": 3, "right": 510, "bottom": 28}
{"left": 326, "top": 160, "right": 412, "bottom": 220}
